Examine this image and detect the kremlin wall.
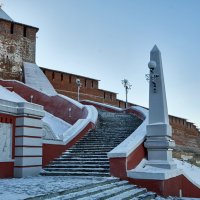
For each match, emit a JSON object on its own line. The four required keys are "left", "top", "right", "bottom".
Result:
{"left": 41, "top": 67, "right": 200, "bottom": 154}
{"left": 0, "top": 6, "right": 199, "bottom": 165}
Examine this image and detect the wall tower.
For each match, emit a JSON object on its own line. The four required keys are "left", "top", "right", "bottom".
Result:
{"left": 0, "top": 7, "right": 38, "bottom": 80}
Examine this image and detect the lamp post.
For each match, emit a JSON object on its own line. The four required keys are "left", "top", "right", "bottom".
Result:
{"left": 76, "top": 78, "right": 82, "bottom": 101}
{"left": 121, "top": 78, "right": 132, "bottom": 108}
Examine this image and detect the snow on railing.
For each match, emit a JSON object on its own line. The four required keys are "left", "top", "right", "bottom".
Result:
{"left": 84, "top": 105, "right": 98, "bottom": 124}
{"left": 81, "top": 99, "right": 122, "bottom": 112}
{"left": 43, "top": 104, "right": 98, "bottom": 145}
{"left": 59, "top": 94, "right": 84, "bottom": 109}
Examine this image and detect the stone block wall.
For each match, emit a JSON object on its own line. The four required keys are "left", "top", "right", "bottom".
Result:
{"left": 0, "top": 19, "right": 38, "bottom": 80}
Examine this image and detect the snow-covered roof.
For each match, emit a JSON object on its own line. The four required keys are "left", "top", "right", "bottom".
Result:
{"left": 23, "top": 62, "right": 57, "bottom": 96}
{"left": 0, "top": 7, "right": 13, "bottom": 21}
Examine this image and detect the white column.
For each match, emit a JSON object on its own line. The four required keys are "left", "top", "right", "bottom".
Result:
{"left": 14, "top": 102, "right": 44, "bottom": 177}
{"left": 144, "top": 45, "right": 176, "bottom": 169}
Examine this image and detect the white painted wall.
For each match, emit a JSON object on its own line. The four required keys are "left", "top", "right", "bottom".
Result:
{"left": 0, "top": 123, "right": 12, "bottom": 162}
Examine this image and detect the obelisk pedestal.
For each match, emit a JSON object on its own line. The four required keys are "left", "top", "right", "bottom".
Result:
{"left": 128, "top": 45, "right": 181, "bottom": 181}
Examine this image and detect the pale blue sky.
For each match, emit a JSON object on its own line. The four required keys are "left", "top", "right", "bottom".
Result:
{"left": 3, "top": 0, "right": 200, "bottom": 127}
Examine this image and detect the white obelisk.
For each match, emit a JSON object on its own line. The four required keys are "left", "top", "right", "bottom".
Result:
{"left": 145, "top": 45, "right": 176, "bottom": 169}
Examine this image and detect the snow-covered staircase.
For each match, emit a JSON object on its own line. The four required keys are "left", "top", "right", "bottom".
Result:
{"left": 29, "top": 178, "right": 156, "bottom": 200}
{"left": 41, "top": 109, "right": 142, "bottom": 177}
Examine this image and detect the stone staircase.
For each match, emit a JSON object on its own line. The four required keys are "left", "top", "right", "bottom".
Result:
{"left": 38, "top": 110, "right": 171, "bottom": 199}
{"left": 28, "top": 178, "right": 157, "bottom": 200}
{"left": 41, "top": 109, "right": 142, "bottom": 177}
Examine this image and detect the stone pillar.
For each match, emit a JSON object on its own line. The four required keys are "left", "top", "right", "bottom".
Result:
{"left": 144, "top": 45, "right": 176, "bottom": 169}
{"left": 14, "top": 102, "right": 44, "bottom": 177}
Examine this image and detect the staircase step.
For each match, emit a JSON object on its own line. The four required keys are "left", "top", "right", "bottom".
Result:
{"left": 106, "top": 188, "right": 147, "bottom": 200}
{"left": 137, "top": 192, "right": 157, "bottom": 200}
{"left": 46, "top": 164, "right": 110, "bottom": 168}
{"left": 77, "top": 185, "right": 145, "bottom": 200}
{"left": 60, "top": 154, "right": 108, "bottom": 158}
{"left": 49, "top": 180, "right": 130, "bottom": 200}
{"left": 51, "top": 160, "right": 109, "bottom": 165}
{"left": 67, "top": 149, "right": 112, "bottom": 152}
{"left": 55, "top": 157, "right": 108, "bottom": 161}
{"left": 69, "top": 145, "right": 114, "bottom": 148}
{"left": 40, "top": 171, "right": 110, "bottom": 177}
{"left": 62, "top": 152, "right": 108, "bottom": 155}
{"left": 43, "top": 167, "right": 109, "bottom": 173}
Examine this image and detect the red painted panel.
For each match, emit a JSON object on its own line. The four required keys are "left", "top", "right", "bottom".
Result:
{"left": 109, "top": 157, "right": 127, "bottom": 179}
{"left": 0, "top": 162, "right": 14, "bottom": 178}
{"left": 128, "top": 175, "right": 200, "bottom": 198}
{"left": 42, "top": 122, "right": 93, "bottom": 166}
{"left": 109, "top": 143, "right": 146, "bottom": 179}
{"left": 182, "top": 175, "right": 200, "bottom": 197}
{"left": 127, "top": 143, "right": 147, "bottom": 170}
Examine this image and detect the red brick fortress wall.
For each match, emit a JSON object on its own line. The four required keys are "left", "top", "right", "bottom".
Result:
{"left": 41, "top": 67, "right": 200, "bottom": 139}
{"left": 41, "top": 67, "right": 133, "bottom": 109}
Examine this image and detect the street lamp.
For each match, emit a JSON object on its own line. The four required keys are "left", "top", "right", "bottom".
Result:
{"left": 121, "top": 78, "right": 132, "bottom": 108}
{"left": 76, "top": 78, "right": 82, "bottom": 101}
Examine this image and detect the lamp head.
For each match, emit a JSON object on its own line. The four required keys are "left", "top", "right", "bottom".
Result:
{"left": 148, "top": 61, "right": 156, "bottom": 70}
{"left": 76, "top": 78, "right": 81, "bottom": 85}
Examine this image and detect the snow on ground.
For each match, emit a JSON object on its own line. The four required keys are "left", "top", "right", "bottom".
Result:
{"left": 0, "top": 176, "right": 113, "bottom": 200}
{"left": 175, "top": 159, "right": 200, "bottom": 188}
{"left": 43, "top": 111, "right": 72, "bottom": 139}
{"left": 23, "top": 62, "right": 57, "bottom": 96}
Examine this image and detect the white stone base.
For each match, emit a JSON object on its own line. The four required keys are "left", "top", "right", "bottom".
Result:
{"left": 145, "top": 160, "right": 177, "bottom": 170}
{"left": 14, "top": 166, "right": 42, "bottom": 178}
{"left": 127, "top": 159, "right": 182, "bottom": 180}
